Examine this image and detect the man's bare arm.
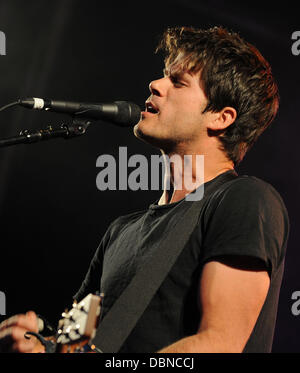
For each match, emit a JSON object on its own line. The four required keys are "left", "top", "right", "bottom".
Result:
{"left": 158, "top": 256, "right": 270, "bottom": 353}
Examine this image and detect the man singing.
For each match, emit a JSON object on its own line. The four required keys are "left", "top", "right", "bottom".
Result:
{"left": 0, "top": 26, "right": 289, "bottom": 353}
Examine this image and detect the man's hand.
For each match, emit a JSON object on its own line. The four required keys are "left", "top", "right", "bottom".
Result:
{"left": 0, "top": 311, "right": 40, "bottom": 353}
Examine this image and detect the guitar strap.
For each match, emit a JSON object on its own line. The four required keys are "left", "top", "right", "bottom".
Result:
{"left": 91, "top": 170, "right": 238, "bottom": 353}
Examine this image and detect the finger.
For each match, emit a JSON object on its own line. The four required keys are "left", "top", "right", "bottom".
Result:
{"left": 0, "top": 326, "right": 37, "bottom": 353}
{"left": 25, "top": 311, "right": 38, "bottom": 332}
{"left": 0, "top": 313, "right": 38, "bottom": 333}
{"left": 12, "top": 338, "right": 37, "bottom": 353}
{"left": 0, "top": 326, "right": 34, "bottom": 344}
{"left": 26, "top": 311, "right": 36, "bottom": 320}
{"left": 0, "top": 315, "right": 18, "bottom": 331}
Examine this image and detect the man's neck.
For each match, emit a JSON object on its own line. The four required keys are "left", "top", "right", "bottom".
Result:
{"left": 158, "top": 147, "right": 234, "bottom": 205}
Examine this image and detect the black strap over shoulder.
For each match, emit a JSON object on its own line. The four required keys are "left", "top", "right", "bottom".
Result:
{"left": 91, "top": 170, "right": 238, "bottom": 353}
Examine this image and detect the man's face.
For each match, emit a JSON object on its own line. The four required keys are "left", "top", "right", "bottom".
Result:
{"left": 134, "top": 67, "right": 211, "bottom": 152}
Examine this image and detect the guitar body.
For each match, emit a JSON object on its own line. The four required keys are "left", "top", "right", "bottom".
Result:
{"left": 56, "top": 339, "right": 94, "bottom": 353}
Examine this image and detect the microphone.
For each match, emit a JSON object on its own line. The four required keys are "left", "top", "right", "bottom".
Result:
{"left": 18, "top": 98, "right": 141, "bottom": 127}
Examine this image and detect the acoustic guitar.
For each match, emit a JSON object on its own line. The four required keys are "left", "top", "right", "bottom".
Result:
{"left": 29, "top": 293, "right": 103, "bottom": 353}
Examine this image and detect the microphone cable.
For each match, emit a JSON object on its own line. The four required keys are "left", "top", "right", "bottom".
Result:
{"left": 0, "top": 100, "right": 20, "bottom": 113}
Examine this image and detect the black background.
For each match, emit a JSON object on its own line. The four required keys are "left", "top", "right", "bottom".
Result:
{"left": 0, "top": 0, "right": 299, "bottom": 352}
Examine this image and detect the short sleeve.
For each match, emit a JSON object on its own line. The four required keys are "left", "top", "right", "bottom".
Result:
{"left": 73, "top": 224, "right": 113, "bottom": 301}
{"left": 200, "top": 176, "right": 289, "bottom": 276}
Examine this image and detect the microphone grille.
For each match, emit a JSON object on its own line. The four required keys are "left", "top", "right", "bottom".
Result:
{"left": 114, "top": 101, "right": 141, "bottom": 127}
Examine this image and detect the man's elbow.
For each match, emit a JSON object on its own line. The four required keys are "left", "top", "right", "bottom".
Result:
{"left": 195, "top": 327, "right": 249, "bottom": 353}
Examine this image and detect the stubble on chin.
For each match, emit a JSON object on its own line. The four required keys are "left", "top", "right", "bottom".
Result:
{"left": 133, "top": 121, "right": 161, "bottom": 150}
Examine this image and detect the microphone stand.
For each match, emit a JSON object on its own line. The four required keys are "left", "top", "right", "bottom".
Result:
{"left": 0, "top": 118, "right": 91, "bottom": 148}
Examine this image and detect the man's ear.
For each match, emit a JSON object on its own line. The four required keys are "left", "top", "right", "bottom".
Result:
{"left": 207, "top": 107, "right": 237, "bottom": 131}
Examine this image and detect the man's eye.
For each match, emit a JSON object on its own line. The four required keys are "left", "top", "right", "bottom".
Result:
{"left": 170, "top": 77, "right": 185, "bottom": 87}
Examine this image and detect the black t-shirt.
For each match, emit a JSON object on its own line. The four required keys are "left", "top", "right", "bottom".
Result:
{"left": 74, "top": 170, "right": 289, "bottom": 352}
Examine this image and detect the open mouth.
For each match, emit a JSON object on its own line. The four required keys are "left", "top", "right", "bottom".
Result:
{"left": 145, "top": 102, "right": 159, "bottom": 114}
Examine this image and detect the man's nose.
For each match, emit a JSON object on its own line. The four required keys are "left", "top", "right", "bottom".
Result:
{"left": 149, "top": 77, "right": 168, "bottom": 97}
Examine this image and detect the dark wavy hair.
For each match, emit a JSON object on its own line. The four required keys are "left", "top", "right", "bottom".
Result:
{"left": 156, "top": 26, "right": 279, "bottom": 165}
